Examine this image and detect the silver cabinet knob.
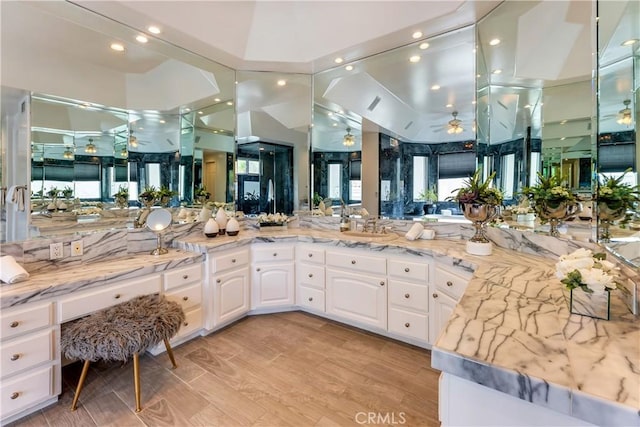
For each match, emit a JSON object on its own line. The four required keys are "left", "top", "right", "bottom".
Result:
{"left": 308, "top": 297, "right": 313, "bottom": 302}
{"left": 114, "top": 294, "right": 121, "bottom": 299}
{"left": 432, "top": 293, "right": 438, "bottom": 298}
{"left": 308, "top": 253, "right": 313, "bottom": 258}
{"left": 10, "top": 354, "right": 20, "bottom": 361}
{"left": 10, "top": 392, "right": 19, "bottom": 400}
{"left": 183, "top": 296, "right": 189, "bottom": 301}
{"left": 308, "top": 273, "right": 313, "bottom": 278}
{"left": 273, "top": 253, "right": 277, "bottom": 257}
{"left": 256, "top": 268, "right": 261, "bottom": 272}
{"left": 183, "top": 322, "right": 189, "bottom": 327}
{"left": 404, "top": 267, "right": 410, "bottom": 272}
{"left": 182, "top": 274, "right": 189, "bottom": 279}
{"left": 231, "top": 258, "right": 236, "bottom": 263}
{"left": 10, "top": 321, "right": 19, "bottom": 328}
{"left": 380, "top": 281, "right": 385, "bottom": 286}
{"left": 404, "top": 293, "right": 410, "bottom": 299}
{"left": 351, "top": 260, "right": 356, "bottom": 264}
{"left": 216, "top": 279, "right": 221, "bottom": 283}
{"left": 404, "top": 323, "right": 410, "bottom": 328}
{"left": 447, "top": 281, "right": 453, "bottom": 287}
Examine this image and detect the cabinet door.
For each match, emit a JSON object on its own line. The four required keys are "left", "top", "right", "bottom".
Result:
{"left": 429, "top": 289, "right": 457, "bottom": 345}
{"left": 214, "top": 267, "right": 250, "bottom": 326}
{"left": 326, "top": 268, "right": 387, "bottom": 330}
{"left": 252, "top": 263, "right": 295, "bottom": 309}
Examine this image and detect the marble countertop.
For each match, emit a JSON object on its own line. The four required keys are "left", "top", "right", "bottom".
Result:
{"left": 2, "top": 227, "right": 637, "bottom": 425}
{"left": 0, "top": 249, "right": 203, "bottom": 309}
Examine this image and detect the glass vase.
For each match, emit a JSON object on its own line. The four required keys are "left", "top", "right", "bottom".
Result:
{"left": 570, "top": 288, "right": 610, "bottom": 320}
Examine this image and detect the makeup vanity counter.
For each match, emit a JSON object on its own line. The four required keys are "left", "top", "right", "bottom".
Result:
{"left": 175, "top": 228, "right": 639, "bottom": 427}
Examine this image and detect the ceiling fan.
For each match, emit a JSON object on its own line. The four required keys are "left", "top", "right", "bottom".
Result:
{"left": 447, "top": 111, "right": 463, "bottom": 134}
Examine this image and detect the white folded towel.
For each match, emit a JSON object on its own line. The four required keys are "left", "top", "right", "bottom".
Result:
{"left": 0, "top": 255, "right": 30, "bottom": 284}
{"left": 405, "top": 223, "right": 425, "bottom": 241}
{"left": 419, "top": 228, "right": 436, "bottom": 240}
{"left": 6, "top": 185, "right": 26, "bottom": 212}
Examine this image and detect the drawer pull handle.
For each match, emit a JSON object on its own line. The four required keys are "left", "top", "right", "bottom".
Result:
{"left": 351, "top": 260, "right": 356, "bottom": 264}
{"left": 256, "top": 268, "right": 261, "bottom": 272}
{"left": 404, "top": 323, "right": 410, "bottom": 328}
{"left": 308, "top": 253, "right": 313, "bottom": 258}
{"left": 183, "top": 322, "right": 189, "bottom": 327}
{"left": 10, "top": 392, "right": 19, "bottom": 400}
{"left": 10, "top": 354, "right": 21, "bottom": 361}
{"left": 182, "top": 296, "right": 189, "bottom": 301}
{"left": 308, "top": 297, "right": 313, "bottom": 302}
{"left": 216, "top": 279, "right": 221, "bottom": 283}
{"left": 380, "top": 281, "right": 385, "bottom": 287}
{"left": 447, "top": 281, "right": 453, "bottom": 287}
{"left": 404, "top": 267, "right": 410, "bottom": 273}
{"left": 10, "top": 321, "right": 19, "bottom": 328}
{"left": 231, "top": 258, "right": 236, "bottom": 263}
{"left": 114, "top": 294, "right": 122, "bottom": 299}
{"left": 433, "top": 293, "right": 438, "bottom": 298}
{"left": 404, "top": 293, "right": 410, "bottom": 299}
{"left": 183, "top": 275, "right": 189, "bottom": 279}
{"left": 308, "top": 273, "right": 313, "bottom": 278}
{"left": 273, "top": 253, "right": 277, "bottom": 257}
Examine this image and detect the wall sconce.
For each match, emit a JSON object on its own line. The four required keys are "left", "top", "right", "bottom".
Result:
{"left": 343, "top": 127, "right": 355, "bottom": 147}
{"left": 617, "top": 99, "right": 632, "bottom": 126}
{"left": 84, "top": 138, "right": 97, "bottom": 154}
{"left": 146, "top": 208, "right": 172, "bottom": 255}
{"left": 447, "top": 111, "right": 463, "bottom": 134}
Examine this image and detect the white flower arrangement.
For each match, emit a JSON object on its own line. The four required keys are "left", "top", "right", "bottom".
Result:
{"left": 258, "top": 213, "right": 289, "bottom": 224}
{"left": 555, "top": 248, "right": 619, "bottom": 293}
{"left": 514, "top": 206, "right": 533, "bottom": 215}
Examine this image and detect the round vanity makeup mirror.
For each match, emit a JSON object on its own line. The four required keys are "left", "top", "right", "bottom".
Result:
{"left": 146, "top": 209, "right": 172, "bottom": 255}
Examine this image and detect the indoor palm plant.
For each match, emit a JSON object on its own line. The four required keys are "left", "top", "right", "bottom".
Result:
{"left": 418, "top": 185, "right": 438, "bottom": 215}
{"left": 114, "top": 185, "right": 129, "bottom": 209}
{"left": 522, "top": 173, "right": 580, "bottom": 236}
{"left": 597, "top": 170, "right": 640, "bottom": 241}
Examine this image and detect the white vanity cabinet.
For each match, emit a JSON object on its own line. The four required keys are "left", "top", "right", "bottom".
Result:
{"left": 429, "top": 263, "right": 473, "bottom": 344}
{"left": 387, "top": 257, "right": 430, "bottom": 344}
{"left": 0, "top": 302, "right": 60, "bottom": 424}
{"left": 251, "top": 244, "right": 295, "bottom": 311}
{"left": 295, "top": 244, "right": 325, "bottom": 313}
{"left": 209, "top": 247, "right": 251, "bottom": 328}
{"left": 326, "top": 249, "right": 387, "bottom": 331}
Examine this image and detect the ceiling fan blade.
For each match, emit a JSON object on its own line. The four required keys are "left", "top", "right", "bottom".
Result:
{"left": 166, "top": 138, "right": 174, "bottom": 145}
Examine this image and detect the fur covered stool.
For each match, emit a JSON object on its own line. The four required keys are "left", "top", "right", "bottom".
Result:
{"left": 61, "top": 294, "right": 185, "bottom": 412}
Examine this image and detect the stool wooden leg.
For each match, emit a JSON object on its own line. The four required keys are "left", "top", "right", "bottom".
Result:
{"left": 71, "top": 360, "right": 91, "bottom": 411}
{"left": 133, "top": 353, "right": 142, "bottom": 412}
{"left": 164, "top": 338, "right": 178, "bottom": 369}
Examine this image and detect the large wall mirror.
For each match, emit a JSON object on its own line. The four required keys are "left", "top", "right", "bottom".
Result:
{"left": 597, "top": 0, "right": 639, "bottom": 266}
{"left": 1, "top": 1, "right": 235, "bottom": 241}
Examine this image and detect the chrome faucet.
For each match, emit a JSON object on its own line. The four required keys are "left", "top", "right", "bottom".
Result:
{"left": 363, "top": 217, "right": 378, "bottom": 233}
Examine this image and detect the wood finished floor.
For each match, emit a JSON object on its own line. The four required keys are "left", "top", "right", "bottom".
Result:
{"left": 10, "top": 311, "right": 440, "bottom": 427}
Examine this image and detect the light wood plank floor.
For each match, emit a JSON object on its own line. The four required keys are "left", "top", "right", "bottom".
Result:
{"left": 9, "top": 312, "right": 440, "bottom": 427}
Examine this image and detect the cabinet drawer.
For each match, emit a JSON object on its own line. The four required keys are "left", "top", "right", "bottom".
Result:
{"left": 296, "top": 263, "right": 325, "bottom": 289}
{"left": 435, "top": 267, "right": 471, "bottom": 301}
{"left": 252, "top": 245, "right": 295, "bottom": 263}
{"left": 325, "top": 251, "right": 386, "bottom": 275}
{"left": 1, "top": 329, "right": 55, "bottom": 378}
{"left": 388, "top": 308, "right": 429, "bottom": 342}
{"left": 176, "top": 307, "right": 203, "bottom": 339}
{"left": 164, "top": 283, "right": 202, "bottom": 311}
{"left": 296, "top": 286, "right": 325, "bottom": 312}
{"left": 296, "top": 245, "right": 325, "bottom": 265}
{"left": 1, "top": 303, "right": 53, "bottom": 341}
{"left": 58, "top": 275, "right": 161, "bottom": 322}
{"left": 164, "top": 264, "right": 202, "bottom": 291}
{"left": 211, "top": 249, "right": 250, "bottom": 273}
{"left": 388, "top": 258, "right": 429, "bottom": 282}
{"left": 388, "top": 280, "right": 429, "bottom": 313}
{"left": 1, "top": 365, "right": 54, "bottom": 417}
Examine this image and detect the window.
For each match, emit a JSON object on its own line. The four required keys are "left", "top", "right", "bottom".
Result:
{"left": 328, "top": 163, "right": 341, "bottom": 199}
{"left": 437, "top": 152, "right": 476, "bottom": 200}
{"left": 146, "top": 163, "right": 161, "bottom": 189}
{"left": 236, "top": 158, "right": 260, "bottom": 175}
{"left": 501, "top": 153, "right": 515, "bottom": 200}
{"left": 412, "top": 156, "right": 429, "bottom": 200}
{"left": 349, "top": 160, "right": 361, "bottom": 202}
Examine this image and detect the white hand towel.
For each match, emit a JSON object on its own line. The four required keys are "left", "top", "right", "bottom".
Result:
{"left": 0, "top": 256, "right": 30, "bottom": 284}
{"left": 419, "top": 228, "right": 436, "bottom": 240}
{"left": 5, "top": 185, "right": 17, "bottom": 211}
{"left": 405, "top": 223, "right": 425, "bottom": 241}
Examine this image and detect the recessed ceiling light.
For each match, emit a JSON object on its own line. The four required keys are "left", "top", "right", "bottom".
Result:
{"left": 431, "top": 85, "right": 440, "bottom": 90}
{"left": 524, "top": 104, "right": 531, "bottom": 109}
{"left": 492, "top": 69, "right": 502, "bottom": 74}
{"left": 184, "top": 108, "right": 191, "bottom": 112}
{"left": 227, "top": 101, "right": 233, "bottom": 106}
{"left": 159, "top": 119, "right": 166, "bottom": 124}
{"left": 214, "top": 98, "right": 221, "bottom": 102}
{"left": 198, "top": 111, "right": 204, "bottom": 115}
{"left": 560, "top": 120, "right": 567, "bottom": 124}
{"left": 419, "top": 42, "right": 429, "bottom": 50}
{"left": 147, "top": 26, "right": 161, "bottom": 34}
{"left": 110, "top": 43, "right": 125, "bottom": 52}
{"left": 489, "top": 38, "right": 501, "bottom": 46}
{"left": 345, "top": 65, "right": 354, "bottom": 71}
{"left": 560, "top": 137, "right": 566, "bottom": 140}
{"left": 277, "top": 79, "right": 286, "bottom": 86}
{"left": 412, "top": 31, "right": 423, "bottom": 39}
{"left": 622, "top": 39, "right": 639, "bottom": 46}
{"left": 446, "top": 104, "right": 453, "bottom": 108}
{"left": 213, "top": 130, "right": 218, "bottom": 134}
{"left": 334, "top": 57, "right": 344, "bottom": 64}
{"left": 135, "top": 35, "right": 148, "bottom": 43}
{"left": 471, "top": 100, "right": 477, "bottom": 105}
{"left": 332, "top": 123, "right": 337, "bottom": 127}
{"left": 409, "top": 55, "right": 421, "bottom": 63}
{"left": 338, "top": 110, "right": 344, "bottom": 114}
{"left": 327, "top": 112, "right": 333, "bottom": 116}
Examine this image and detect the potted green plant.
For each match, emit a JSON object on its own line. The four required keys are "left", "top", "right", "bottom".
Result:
{"left": 138, "top": 185, "right": 157, "bottom": 208}
{"left": 522, "top": 173, "right": 580, "bottom": 236}
{"left": 157, "top": 185, "right": 177, "bottom": 207}
{"left": 597, "top": 169, "right": 640, "bottom": 241}
{"left": 418, "top": 186, "right": 437, "bottom": 215}
{"left": 114, "top": 185, "right": 129, "bottom": 209}
{"left": 194, "top": 185, "right": 210, "bottom": 205}
{"left": 62, "top": 186, "right": 73, "bottom": 201}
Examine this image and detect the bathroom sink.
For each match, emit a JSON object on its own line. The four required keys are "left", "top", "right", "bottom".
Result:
{"left": 340, "top": 231, "right": 397, "bottom": 241}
